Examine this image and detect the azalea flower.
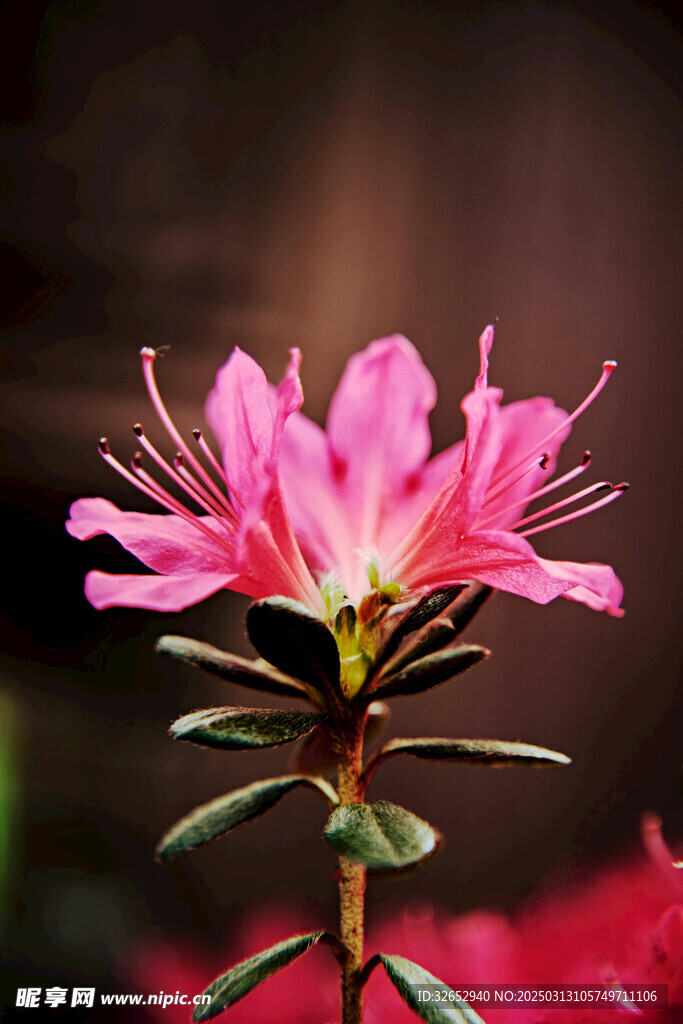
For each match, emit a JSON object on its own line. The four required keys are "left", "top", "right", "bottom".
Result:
{"left": 67, "top": 328, "right": 625, "bottom": 617}
{"left": 130, "top": 818, "right": 682, "bottom": 1024}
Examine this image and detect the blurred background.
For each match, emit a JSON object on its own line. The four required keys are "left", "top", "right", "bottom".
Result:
{"left": 1, "top": 0, "right": 681, "bottom": 1018}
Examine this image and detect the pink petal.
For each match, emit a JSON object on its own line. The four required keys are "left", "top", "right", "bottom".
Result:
{"left": 536, "top": 557, "right": 624, "bottom": 616}
{"left": 389, "top": 387, "right": 503, "bottom": 573}
{"left": 204, "top": 348, "right": 275, "bottom": 500}
{"left": 325, "top": 335, "right": 437, "bottom": 550}
{"left": 278, "top": 409, "right": 354, "bottom": 576}
{"left": 203, "top": 350, "right": 321, "bottom": 610}
{"left": 375, "top": 439, "right": 464, "bottom": 555}
{"left": 271, "top": 348, "right": 305, "bottom": 451}
{"left": 475, "top": 323, "right": 495, "bottom": 390}
{"left": 394, "top": 528, "right": 573, "bottom": 605}
{"left": 237, "top": 473, "right": 328, "bottom": 615}
{"left": 84, "top": 570, "right": 237, "bottom": 611}
{"left": 66, "top": 498, "right": 233, "bottom": 576}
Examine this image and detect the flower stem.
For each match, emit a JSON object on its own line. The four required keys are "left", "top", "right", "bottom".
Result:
{"left": 336, "top": 709, "right": 367, "bottom": 1024}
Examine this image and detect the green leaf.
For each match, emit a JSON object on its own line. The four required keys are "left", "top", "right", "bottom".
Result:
{"left": 392, "top": 584, "right": 467, "bottom": 638}
{"left": 156, "top": 774, "right": 337, "bottom": 861}
{"left": 246, "top": 597, "right": 340, "bottom": 695}
{"left": 155, "top": 636, "right": 310, "bottom": 700}
{"left": 376, "top": 737, "right": 571, "bottom": 767}
{"left": 170, "top": 707, "right": 325, "bottom": 751}
{"left": 380, "top": 618, "right": 457, "bottom": 676}
{"left": 445, "top": 583, "right": 492, "bottom": 637}
{"left": 192, "top": 932, "right": 328, "bottom": 1021}
{"left": 374, "top": 585, "right": 467, "bottom": 670}
{"left": 364, "top": 644, "right": 490, "bottom": 703}
{"left": 324, "top": 800, "right": 440, "bottom": 870}
{"left": 378, "top": 954, "right": 485, "bottom": 1024}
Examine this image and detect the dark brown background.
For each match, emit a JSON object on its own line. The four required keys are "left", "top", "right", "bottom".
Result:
{"left": 1, "top": 0, "right": 681, "bottom": 1017}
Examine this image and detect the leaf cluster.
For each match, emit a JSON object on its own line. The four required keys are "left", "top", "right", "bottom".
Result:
{"left": 155, "top": 584, "right": 570, "bottom": 1022}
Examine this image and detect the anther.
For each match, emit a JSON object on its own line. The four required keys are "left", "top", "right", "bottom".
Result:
{"left": 174, "top": 452, "right": 185, "bottom": 467}
{"left": 192, "top": 429, "right": 202, "bottom": 441}
{"left": 133, "top": 423, "right": 144, "bottom": 437}
{"left": 98, "top": 438, "right": 110, "bottom": 455}
{"left": 140, "top": 347, "right": 156, "bottom": 360}
{"left": 539, "top": 452, "right": 551, "bottom": 470}
{"left": 132, "top": 452, "right": 143, "bottom": 468}
{"left": 580, "top": 450, "right": 591, "bottom": 466}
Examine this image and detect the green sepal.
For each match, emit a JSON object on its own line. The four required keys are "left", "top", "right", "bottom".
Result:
{"left": 156, "top": 774, "right": 338, "bottom": 861}
{"left": 375, "top": 737, "right": 571, "bottom": 767}
{"left": 377, "top": 954, "right": 485, "bottom": 1024}
{"left": 324, "top": 800, "right": 440, "bottom": 870}
{"left": 363, "top": 644, "right": 490, "bottom": 703}
{"left": 192, "top": 931, "right": 330, "bottom": 1021}
{"left": 155, "top": 636, "right": 310, "bottom": 701}
{"left": 246, "top": 597, "right": 340, "bottom": 697}
{"left": 170, "top": 707, "right": 325, "bottom": 751}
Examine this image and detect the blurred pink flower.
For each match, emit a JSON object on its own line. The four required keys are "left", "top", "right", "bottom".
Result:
{"left": 130, "top": 819, "right": 682, "bottom": 1023}
{"left": 68, "top": 328, "right": 625, "bottom": 616}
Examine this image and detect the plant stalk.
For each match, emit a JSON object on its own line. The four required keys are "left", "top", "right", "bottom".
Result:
{"left": 337, "top": 709, "right": 367, "bottom": 1024}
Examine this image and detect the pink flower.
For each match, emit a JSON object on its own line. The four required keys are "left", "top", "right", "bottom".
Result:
{"left": 67, "top": 328, "right": 625, "bottom": 616}
{"left": 66, "top": 347, "right": 325, "bottom": 615}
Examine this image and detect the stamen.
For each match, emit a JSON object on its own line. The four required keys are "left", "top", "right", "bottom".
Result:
{"left": 133, "top": 423, "right": 237, "bottom": 525}
{"left": 508, "top": 481, "right": 612, "bottom": 531}
{"left": 517, "top": 483, "right": 627, "bottom": 538}
{"left": 97, "top": 439, "right": 234, "bottom": 553}
{"left": 477, "top": 451, "right": 593, "bottom": 528}
{"left": 173, "top": 452, "right": 238, "bottom": 526}
{"left": 489, "top": 361, "right": 617, "bottom": 494}
{"left": 483, "top": 453, "right": 550, "bottom": 509}
{"left": 140, "top": 348, "right": 237, "bottom": 512}
{"left": 131, "top": 452, "right": 201, "bottom": 519}
{"left": 192, "top": 428, "right": 246, "bottom": 510}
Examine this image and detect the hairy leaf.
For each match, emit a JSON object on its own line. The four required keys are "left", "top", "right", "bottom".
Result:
{"left": 156, "top": 774, "right": 337, "bottom": 861}
{"left": 445, "top": 583, "right": 492, "bottom": 637}
{"left": 365, "top": 644, "right": 489, "bottom": 703}
{"left": 193, "top": 932, "right": 328, "bottom": 1021}
{"left": 324, "top": 800, "right": 439, "bottom": 870}
{"left": 375, "top": 585, "right": 467, "bottom": 670}
{"left": 376, "top": 737, "right": 571, "bottom": 767}
{"left": 246, "top": 597, "right": 340, "bottom": 695}
{"left": 156, "top": 636, "right": 309, "bottom": 700}
{"left": 378, "top": 954, "right": 485, "bottom": 1024}
{"left": 170, "top": 707, "right": 324, "bottom": 750}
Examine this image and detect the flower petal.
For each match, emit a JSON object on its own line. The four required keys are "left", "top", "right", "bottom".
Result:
{"left": 66, "top": 498, "right": 233, "bottom": 576}
{"left": 84, "top": 570, "right": 236, "bottom": 611}
{"left": 536, "top": 557, "right": 624, "bottom": 616}
{"left": 394, "top": 528, "right": 573, "bottom": 605}
{"left": 388, "top": 386, "right": 503, "bottom": 576}
{"left": 374, "top": 440, "right": 464, "bottom": 555}
{"left": 278, "top": 410, "right": 353, "bottom": 575}
{"left": 325, "top": 335, "right": 437, "bottom": 550}
{"left": 204, "top": 348, "right": 275, "bottom": 500}
{"left": 237, "top": 473, "right": 328, "bottom": 616}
